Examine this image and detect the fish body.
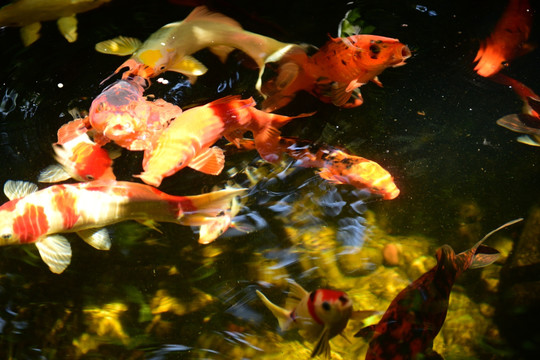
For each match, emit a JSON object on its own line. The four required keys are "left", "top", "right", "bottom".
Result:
{"left": 0, "top": 0, "right": 111, "bottom": 46}
{"left": 95, "top": 6, "right": 297, "bottom": 90}
{"left": 262, "top": 35, "right": 411, "bottom": 111}
{"left": 89, "top": 78, "right": 182, "bottom": 151}
{"left": 0, "top": 180, "right": 245, "bottom": 273}
{"left": 354, "top": 220, "right": 520, "bottom": 359}
{"left": 38, "top": 132, "right": 116, "bottom": 183}
{"left": 138, "top": 96, "right": 310, "bottom": 187}
{"left": 474, "top": 0, "right": 533, "bottom": 77}
{"left": 256, "top": 280, "right": 354, "bottom": 359}
{"left": 233, "top": 137, "right": 400, "bottom": 200}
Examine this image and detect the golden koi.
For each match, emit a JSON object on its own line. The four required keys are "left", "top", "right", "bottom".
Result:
{"left": 95, "top": 5, "right": 298, "bottom": 90}
{"left": 0, "top": 180, "right": 245, "bottom": 273}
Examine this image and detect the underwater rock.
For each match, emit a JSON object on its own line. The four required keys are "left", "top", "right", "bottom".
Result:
{"left": 382, "top": 243, "right": 400, "bottom": 266}
{"left": 497, "top": 206, "right": 540, "bottom": 358}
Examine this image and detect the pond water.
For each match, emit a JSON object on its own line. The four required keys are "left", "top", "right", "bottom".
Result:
{"left": 0, "top": 0, "right": 539, "bottom": 359}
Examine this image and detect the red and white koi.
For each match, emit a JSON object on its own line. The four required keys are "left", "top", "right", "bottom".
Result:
{"left": 0, "top": 180, "right": 245, "bottom": 273}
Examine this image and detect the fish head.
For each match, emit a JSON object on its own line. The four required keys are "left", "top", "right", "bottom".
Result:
{"left": 309, "top": 289, "right": 353, "bottom": 331}
{"left": 0, "top": 211, "right": 17, "bottom": 246}
{"left": 132, "top": 49, "right": 169, "bottom": 78}
{"left": 71, "top": 143, "right": 115, "bottom": 181}
{"left": 345, "top": 35, "right": 411, "bottom": 70}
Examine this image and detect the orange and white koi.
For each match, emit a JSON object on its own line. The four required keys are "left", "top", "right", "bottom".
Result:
{"left": 232, "top": 137, "right": 400, "bottom": 200}
{"left": 474, "top": 0, "right": 534, "bottom": 78}
{"left": 256, "top": 280, "right": 374, "bottom": 359}
{"left": 38, "top": 132, "right": 117, "bottom": 183}
{"left": 137, "top": 96, "right": 312, "bottom": 187}
{"left": 262, "top": 35, "right": 411, "bottom": 111}
{"left": 0, "top": 180, "right": 245, "bottom": 273}
{"left": 95, "top": 6, "right": 298, "bottom": 91}
{"left": 88, "top": 78, "right": 182, "bottom": 151}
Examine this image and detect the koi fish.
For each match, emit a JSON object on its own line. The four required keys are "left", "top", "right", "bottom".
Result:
{"left": 262, "top": 35, "right": 411, "bottom": 111}
{"left": 88, "top": 78, "right": 182, "bottom": 151}
{"left": 137, "top": 96, "right": 312, "bottom": 187}
{"left": 0, "top": 0, "right": 111, "bottom": 46}
{"left": 231, "top": 137, "right": 400, "bottom": 200}
{"left": 354, "top": 218, "right": 523, "bottom": 360}
{"left": 257, "top": 280, "right": 375, "bottom": 359}
{"left": 0, "top": 180, "right": 246, "bottom": 273}
{"left": 95, "top": 5, "right": 298, "bottom": 90}
{"left": 474, "top": 0, "right": 534, "bottom": 78}
{"left": 38, "top": 132, "right": 117, "bottom": 183}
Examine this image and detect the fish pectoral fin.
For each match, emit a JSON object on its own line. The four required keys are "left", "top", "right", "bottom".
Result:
{"left": 354, "top": 324, "right": 377, "bottom": 339}
{"left": 57, "top": 15, "right": 78, "bottom": 43}
{"left": 370, "top": 76, "right": 383, "bottom": 88}
{"left": 95, "top": 36, "right": 142, "bottom": 56}
{"left": 35, "top": 235, "right": 72, "bottom": 274}
{"left": 169, "top": 56, "right": 208, "bottom": 78}
{"left": 255, "top": 290, "right": 293, "bottom": 331}
{"left": 310, "top": 327, "right": 331, "bottom": 359}
{"left": 3, "top": 180, "right": 38, "bottom": 201}
{"left": 137, "top": 219, "right": 162, "bottom": 233}
{"left": 517, "top": 135, "right": 540, "bottom": 146}
{"left": 209, "top": 45, "right": 235, "bottom": 63}
{"left": 38, "top": 164, "right": 72, "bottom": 183}
{"left": 254, "top": 126, "right": 282, "bottom": 162}
{"left": 351, "top": 309, "right": 379, "bottom": 321}
{"left": 285, "top": 280, "right": 309, "bottom": 310}
{"left": 77, "top": 228, "right": 111, "bottom": 250}
{"left": 188, "top": 147, "right": 225, "bottom": 175}
{"left": 20, "top": 22, "right": 42, "bottom": 46}
{"left": 330, "top": 82, "right": 354, "bottom": 107}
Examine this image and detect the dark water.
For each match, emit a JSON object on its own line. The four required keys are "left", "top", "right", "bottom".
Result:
{"left": 0, "top": 0, "right": 539, "bottom": 358}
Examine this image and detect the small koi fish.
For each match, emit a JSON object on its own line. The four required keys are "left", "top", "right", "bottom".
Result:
{"left": 355, "top": 218, "right": 523, "bottom": 360}
{"left": 0, "top": 180, "right": 246, "bottom": 273}
{"left": 231, "top": 137, "right": 400, "bottom": 200}
{"left": 38, "top": 132, "right": 117, "bottom": 183}
{"left": 137, "top": 96, "right": 313, "bottom": 187}
{"left": 474, "top": 0, "right": 534, "bottom": 77}
{"left": 95, "top": 6, "right": 298, "bottom": 91}
{"left": 257, "top": 280, "right": 376, "bottom": 359}
{"left": 262, "top": 35, "right": 411, "bottom": 111}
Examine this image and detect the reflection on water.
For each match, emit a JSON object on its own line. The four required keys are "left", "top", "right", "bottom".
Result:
{"left": 0, "top": 0, "right": 539, "bottom": 358}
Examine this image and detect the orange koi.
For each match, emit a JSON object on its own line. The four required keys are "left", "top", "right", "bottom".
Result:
{"left": 137, "top": 96, "right": 312, "bottom": 187}
{"left": 262, "top": 35, "right": 411, "bottom": 111}
{"left": 0, "top": 180, "right": 245, "bottom": 273}
{"left": 89, "top": 78, "right": 182, "bottom": 151}
{"left": 38, "top": 132, "right": 116, "bottom": 183}
{"left": 474, "top": 0, "right": 534, "bottom": 78}
{"left": 233, "top": 137, "right": 400, "bottom": 200}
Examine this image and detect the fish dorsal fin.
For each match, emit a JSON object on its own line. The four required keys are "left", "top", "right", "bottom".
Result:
{"left": 183, "top": 6, "right": 243, "bottom": 29}
{"left": 256, "top": 289, "right": 293, "bottom": 331}
{"left": 35, "top": 235, "right": 72, "bottom": 274}
{"left": 57, "top": 15, "right": 78, "bottom": 43}
{"left": 38, "top": 164, "right": 72, "bottom": 183}
{"left": 4, "top": 180, "right": 38, "bottom": 200}
{"left": 188, "top": 147, "right": 225, "bottom": 175}
{"left": 311, "top": 326, "right": 331, "bottom": 358}
{"left": 77, "top": 228, "right": 111, "bottom": 250}
{"left": 169, "top": 55, "right": 208, "bottom": 77}
{"left": 285, "top": 280, "right": 309, "bottom": 310}
{"left": 95, "top": 36, "right": 142, "bottom": 56}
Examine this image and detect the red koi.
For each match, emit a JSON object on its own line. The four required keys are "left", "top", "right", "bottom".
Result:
{"left": 0, "top": 180, "right": 245, "bottom": 273}
{"left": 474, "top": 0, "right": 534, "bottom": 77}
{"left": 355, "top": 219, "right": 522, "bottom": 360}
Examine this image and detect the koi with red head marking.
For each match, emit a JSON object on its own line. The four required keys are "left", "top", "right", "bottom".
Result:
{"left": 474, "top": 0, "right": 534, "bottom": 78}
{"left": 355, "top": 219, "right": 522, "bottom": 360}
{"left": 0, "top": 180, "right": 245, "bottom": 273}
{"left": 256, "top": 280, "right": 376, "bottom": 359}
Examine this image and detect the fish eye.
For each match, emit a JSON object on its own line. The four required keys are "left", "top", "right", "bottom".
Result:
{"left": 338, "top": 295, "right": 349, "bottom": 304}
{"left": 322, "top": 301, "right": 331, "bottom": 311}
{"left": 1, "top": 233, "right": 12, "bottom": 241}
{"left": 86, "top": 175, "right": 95, "bottom": 181}
{"left": 369, "top": 44, "right": 381, "bottom": 54}
{"left": 501, "top": 61, "right": 509, "bottom": 68}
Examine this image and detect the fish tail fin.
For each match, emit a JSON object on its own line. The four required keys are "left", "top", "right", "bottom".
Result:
{"left": 174, "top": 188, "right": 247, "bottom": 226}
{"left": 184, "top": 6, "right": 242, "bottom": 29}
{"left": 255, "top": 290, "right": 293, "bottom": 331}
